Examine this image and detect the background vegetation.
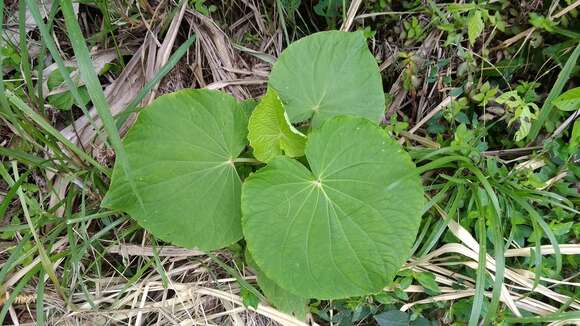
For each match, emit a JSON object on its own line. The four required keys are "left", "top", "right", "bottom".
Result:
{"left": 0, "top": 0, "right": 579, "bottom": 324}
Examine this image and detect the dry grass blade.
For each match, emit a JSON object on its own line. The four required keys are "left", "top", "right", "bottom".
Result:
{"left": 106, "top": 244, "right": 205, "bottom": 257}
{"left": 144, "top": 1, "right": 187, "bottom": 104}
{"left": 186, "top": 10, "right": 250, "bottom": 99}
{"left": 340, "top": 0, "right": 363, "bottom": 32}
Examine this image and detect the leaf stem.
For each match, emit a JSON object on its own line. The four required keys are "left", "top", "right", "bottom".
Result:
{"left": 233, "top": 158, "right": 262, "bottom": 164}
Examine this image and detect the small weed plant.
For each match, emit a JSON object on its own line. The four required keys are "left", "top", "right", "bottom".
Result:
{"left": 104, "top": 31, "right": 425, "bottom": 315}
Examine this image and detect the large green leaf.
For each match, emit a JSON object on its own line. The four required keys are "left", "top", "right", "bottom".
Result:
{"left": 103, "top": 89, "right": 248, "bottom": 250}
{"left": 246, "top": 250, "right": 308, "bottom": 319}
{"left": 242, "top": 116, "right": 424, "bottom": 299}
{"left": 248, "top": 88, "right": 306, "bottom": 162}
{"left": 268, "top": 31, "right": 385, "bottom": 128}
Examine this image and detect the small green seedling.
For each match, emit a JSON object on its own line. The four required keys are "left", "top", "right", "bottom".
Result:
{"left": 104, "top": 31, "right": 424, "bottom": 316}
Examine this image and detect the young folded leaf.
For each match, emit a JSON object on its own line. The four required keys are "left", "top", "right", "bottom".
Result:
{"left": 248, "top": 88, "right": 306, "bottom": 163}
{"left": 242, "top": 116, "right": 424, "bottom": 299}
{"left": 102, "top": 89, "right": 248, "bottom": 250}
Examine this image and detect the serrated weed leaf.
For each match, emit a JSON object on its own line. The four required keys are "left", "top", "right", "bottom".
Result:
{"left": 242, "top": 116, "right": 424, "bottom": 299}
{"left": 269, "top": 31, "right": 385, "bottom": 128}
{"left": 248, "top": 88, "right": 306, "bottom": 162}
{"left": 103, "top": 89, "right": 248, "bottom": 250}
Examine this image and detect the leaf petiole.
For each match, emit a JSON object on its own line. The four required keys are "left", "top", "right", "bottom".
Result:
{"left": 233, "top": 157, "right": 262, "bottom": 164}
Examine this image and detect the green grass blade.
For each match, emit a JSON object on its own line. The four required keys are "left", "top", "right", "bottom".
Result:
{"left": 18, "top": 0, "right": 36, "bottom": 106}
{"left": 0, "top": 232, "right": 33, "bottom": 291}
{"left": 36, "top": 270, "right": 46, "bottom": 325}
{"left": 469, "top": 201, "right": 487, "bottom": 326}
{"left": 26, "top": 0, "right": 99, "bottom": 133}
{"left": 527, "top": 42, "right": 580, "bottom": 142}
{"left": 0, "top": 265, "right": 40, "bottom": 322}
{"left": 60, "top": 0, "right": 144, "bottom": 209}
{"left": 152, "top": 239, "right": 169, "bottom": 288}
{"left": 0, "top": 169, "right": 31, "bottom": 219}
{"left": 209, "top": 253, "right": 267, "bottom": 302}
{"left": 33, "top": 0, "right": 60, "bottom": 109}
{"left": 461, "top": 162, "right": 505, "bottom": 323}
{"left": 6, "top": 90, "right": 108, "bottom": 175}
{"left": 0, "top": 0, "right": 10, "bottom": 111}
{"left": 512, "top": 196, "right": 562, "bottom": 274}
{"left": 10, "top": 161, "right": 66, "bottom": 300}
{"left": 0, "top": 147, "right": 55, "bottom": 169}
{"left": 419, "top": 185, "right": 464, "bottom": 256}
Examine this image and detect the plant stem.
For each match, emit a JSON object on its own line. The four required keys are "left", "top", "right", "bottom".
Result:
{"left": 233, "top": 158, "right": 262, "bottom": 164}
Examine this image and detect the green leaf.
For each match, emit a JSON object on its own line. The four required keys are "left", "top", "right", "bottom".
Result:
{"left": 314, "top": 0, "right": 343, "bottom": 17}
{"left": 248, "top": 89, "right": 306, "bottom": 162}
{"left": 493, "top": 11, "right": 506, "bottom": 32}
{"left": 269, "top": 31, "right": 385, "bottom": 128}
{"left": 47, "top": 69, "right": 90, "bottom": 111}
{"left": 374, "top": 310, "right": 410, "bottom": 326}
{"left": 242, "top": 116, "right": 424, "bottom": 299}
{"left": 240, "top": 286, "right": 260, "bottom": 309}
{"left": 553, "top": 87, "right": 580, "bottom": 111}
{"left": 467, "top": 10, "right": 484, "bottom": 46}
{"left": 529, "top": 13, "right": 557, "bottom": 32}
{"left": 414, "top": 272, "right": 441, "bottom": 294}
{"left": 240, "top": 98, "right": 258, "bottom": 121}
{"left": 103, "top": 89, "right": 248, "bottom": 250}
{"left": 246, "top": 250, "right": 308, "bottom": 319}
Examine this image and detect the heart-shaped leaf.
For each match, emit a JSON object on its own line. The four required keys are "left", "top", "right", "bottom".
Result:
{"left": 242, "top": 116, "right": 424, "bottom": 299}
{"left": 103, "top": 89, "right": 248, "bottom": 250}
{"left": 248, "top": 88, "right": 306, "bottom": 162}
{"left": 269, "top": 31, "right": 385, "bottom": 128}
